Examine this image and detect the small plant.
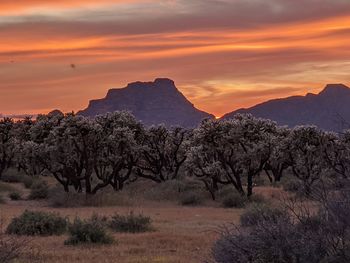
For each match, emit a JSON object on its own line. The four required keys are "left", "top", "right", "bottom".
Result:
{"left": 1, "top": 219, "right": 28, "bottom": 263}
{"left": 6, "top": 210, "right": 67, "bottom": 236}
{"left": 221, "top": 192, "right": 247, "bottom": 208}
{"left": 65, "top": 216, "right": 114, "bottom": 245}
{"left": 240, "top": 203, "right": 286, "bottom": 227}
{"left": 109, "top": 212, "right": 152, "bottom": 233}
{"left": 180, "top": 192, "right": 203, "bottom": 206}
{"left": 22, "top": 177, "right": 36, "bottom": 189}
{"left": 281, "top": 176, "right": 302, "bottom": 193}
{"left": 1, "top": 172, "right": 36, "bottom": 189}
{"left": 0, "top": 182, "right": 16, "bottom": 193}
{"left": 248, "top": 193, "right": 266, "bottom": 204}
{"left": 28, "top": 181, "right": 48, "bottom": 200}
{"left": 8, "top": 192, "right": 21, "bottom": 200}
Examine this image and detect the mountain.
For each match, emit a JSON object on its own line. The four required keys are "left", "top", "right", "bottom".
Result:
{"left": 78, "top": 78, "right": 214, "bottom": 127}
{"left": 222, "top": 84, "right": 350, "bottom": 131}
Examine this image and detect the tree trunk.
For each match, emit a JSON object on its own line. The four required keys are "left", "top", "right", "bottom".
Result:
{"left": 247, "top": 174, "right": 253, "bottom": 197}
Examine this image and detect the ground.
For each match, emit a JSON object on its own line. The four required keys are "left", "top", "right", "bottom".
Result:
{"left": 0, "top": 180, "right": 283, "bottom": 263}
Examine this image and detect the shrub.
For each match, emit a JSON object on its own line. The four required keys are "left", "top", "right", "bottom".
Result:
{"left": 0, "top": 223, "right": 28, "bottom": 263}
{"left": 221, "top": 191, "right": 247, "bottom": 208}
{"left": 65, "top": 216, "right": 114, "bottom": 245}
{"left": 6, "top": 210, "right": 67, "bottom": 236}
{"left": 8, "top": 192, "right": 21, "bottom": 200}
{"left": 240, "top": 203, "right": 287, "bottom": 227}
{"left": 281, "top": 176, "right": 302, "bottom": 193}
{"left": 0, "top": 182, "right": 16, "bottom": 193}
{"left": 212, "top": 188, "right": 350, "bottom": 263}
{"left": 28, "top": 181, "right": 48, "bottom": 200}
{"left": 248, "top": 193, "right": 266, "bottom": 204}
{"left": 0, "top": 195, "right": 4, "bottom": 204}
{"left": 1, "top": 172, "right": 36, "bottom": 189}
{"left": 109, "top": 212, "right": 152, "bottom": 233}
{"left": 22, "top": 177, "right": 36, "bottom": 189}
{"left": 48, "top": 186, "right": 131, "bottom": 207}
{"left": 180, "top": 191, "right": 203, "bottom": 206}
{"left": 1, "top": 173, "right": 23, "bottom": 183}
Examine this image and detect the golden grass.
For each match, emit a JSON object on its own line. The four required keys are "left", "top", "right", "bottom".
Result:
{"left": 0, "top": 180, "right": 288, "bottom": 263}
{"left": 0, "top": 200, "right": 243, "bottom": 263}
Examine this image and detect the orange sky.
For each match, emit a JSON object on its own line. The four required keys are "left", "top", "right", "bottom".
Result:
{"left": 1, "top": 0, "right": 350, "bottom": 117}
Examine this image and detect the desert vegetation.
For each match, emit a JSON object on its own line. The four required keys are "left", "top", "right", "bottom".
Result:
{"left": 0, "top": 111, "right": 350, "bottom": 262}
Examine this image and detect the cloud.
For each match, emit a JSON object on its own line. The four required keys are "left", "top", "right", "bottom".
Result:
{"left": 0, "top": 0, "right": 350, "bottom": 115}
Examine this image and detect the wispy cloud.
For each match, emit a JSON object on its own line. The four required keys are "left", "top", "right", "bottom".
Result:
{"left": 0, "top": 0, "right": 350, "bottom": 115}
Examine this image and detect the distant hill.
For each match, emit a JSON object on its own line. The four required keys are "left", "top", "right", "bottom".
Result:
{"left": 78, "top": 78, "right": 214, "bottom": 127}
{"left": 222, "top": 84, "right": 350, "bottom": 131}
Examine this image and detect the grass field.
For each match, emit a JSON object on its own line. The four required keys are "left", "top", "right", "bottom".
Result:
{"left": 0, "top": 179, "right": 284, "bottom": 263}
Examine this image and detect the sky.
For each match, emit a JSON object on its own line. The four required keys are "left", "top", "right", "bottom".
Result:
{"left": 1, "top": 0, "right": 350, "bottom": 117}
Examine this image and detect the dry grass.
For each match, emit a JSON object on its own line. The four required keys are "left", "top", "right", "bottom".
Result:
{"left": 0, "top": 180, "right": 286, "bottom": 263}
{"left": 0, "top": 200, "right": 242, "bottom": 263}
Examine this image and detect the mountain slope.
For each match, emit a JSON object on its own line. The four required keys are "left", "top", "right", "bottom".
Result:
{"left": 222, "top": 84, "right": 350, "bottom": 131}
{"left": 78, "top": 78, "right": 213, "bottom": 127}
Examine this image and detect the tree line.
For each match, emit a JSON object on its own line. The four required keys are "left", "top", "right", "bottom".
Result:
{"left": 1, "top": 110, "right": 349, "bottom": 198}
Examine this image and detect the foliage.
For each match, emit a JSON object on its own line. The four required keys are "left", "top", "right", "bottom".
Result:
{"left": 187, "top": 114, "right": 277, "bottom": 199}
{"left": 8, "top": 192, "right": 21, "bottom": 200}
{"left": 0, "top": 219, "right": 28, "bottom": 263}
{"left": 240, "top": 203, "right": 286, "bottom": 227}
{"left": 221, "top": 191, "right": 247, "bottom": 208}
{"left": 136, "top": 126, "right": 189, "bottom": 182}
{"left": 212, "top": 187, "right": 350, "bottom": 263}
{"left": 109, "top": 212, "right": 152, "bottom": 233}
{"left": 65, "top": 215, "right": 114, "bottom": 245}
{"left": 6, "top": 210, "right": 68, "bottom": 236}
{"left": 28, "top": 180, "right": 49, "bottom": 199}
{"left": 0, "top": 118, "right": 15, "bottom": 179}
{"left": 180, "top": 191, "right": 203, "bottom": 206}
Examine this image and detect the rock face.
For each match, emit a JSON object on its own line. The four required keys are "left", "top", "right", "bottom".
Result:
{"left": 78, "top": 78, "right": 213, "bottom": 127}
{"left": 222, "top": 84, "right": 350, "bottom": 131}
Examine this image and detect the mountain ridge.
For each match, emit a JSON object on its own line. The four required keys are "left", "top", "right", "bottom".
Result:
{"left": 222, "top": 83, "right": 350, "bottom": 131}
{"left": 78, "top": 78, "right": 214, "bottom": 127}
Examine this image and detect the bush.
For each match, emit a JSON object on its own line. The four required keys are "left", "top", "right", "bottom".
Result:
{"left": 109, "top": 212, "right": 152, "bottom": 233}
{"left": 8, "top": 192, "right": 21, "bottom": 200}
{"left": 281, "top": 176, "right": 302, "bottom": 193}
{"left": 65, "top": 216, "right": 114, "bottom": 245}
{"left": 0, "top": 195, "right": 4, "bottom": 204}
{"left": 212, "top": 188, "right": 350, "bottom": 263}
{"left": 221, "top": 191, "right": 247, "bottom": 208}
{"left": 22, "top": 177, "right": 36, "bottom": 189}
{"left": 248, "top": 193, "right": 266, "bottom": 204}
{"left": 1, "top": 172, "right": 36, "bottom": 189}
{"left": 6, "top": 210, "right": 67, "bottom": 236}
{"left": 180, "top": 191, "right": 203, "bottom": 206}
{"left": 0, "top": 224, "right": 28, "bottom": 263}
{"left": 28, "top": 181, "right": 48, "bottom": 200}
{"left": 240, "top": 203, "right": 287, "bottom": 227}
{"left": 48, "top": 186, "right": 131, "bottom": 207}
{"left": 0, "top": 182, "right": 16, "bottom": 193}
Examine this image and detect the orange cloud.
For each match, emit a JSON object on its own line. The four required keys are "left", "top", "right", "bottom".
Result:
{"left": 1, "top": 1, "right": 350, "bottom": 116}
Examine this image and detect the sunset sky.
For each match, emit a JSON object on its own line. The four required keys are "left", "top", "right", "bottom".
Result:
{"left": 1, "top": 0, "right": 350, "bottom": 117}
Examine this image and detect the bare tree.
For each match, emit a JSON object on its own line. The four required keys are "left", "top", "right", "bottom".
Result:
{"left": 136, "top": 125, "right": 189, "bottom": 183}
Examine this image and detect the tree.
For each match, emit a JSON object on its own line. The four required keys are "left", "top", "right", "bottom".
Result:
{"left": 0, "top": 118, "right": 15, "bottom": 178}
{"left": 92, "top": 112, "right": 143, "bottom": 193}
{"left": 324, "top": 130, "right": 350, "bottom": 180}
{"left": 187, "top": 114, "right": 277, "bottom": 198}
{"left": 264, "top": 127, "right": 291, "bottom": 183}
{"left": 286, "top": 126, "right": 330, "bottom": 196}
{"left": 33, "top": 113, "right": 101, "bottom": 193}
{"left": 136, "top": 125, "right": 189, "bottom": 183}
